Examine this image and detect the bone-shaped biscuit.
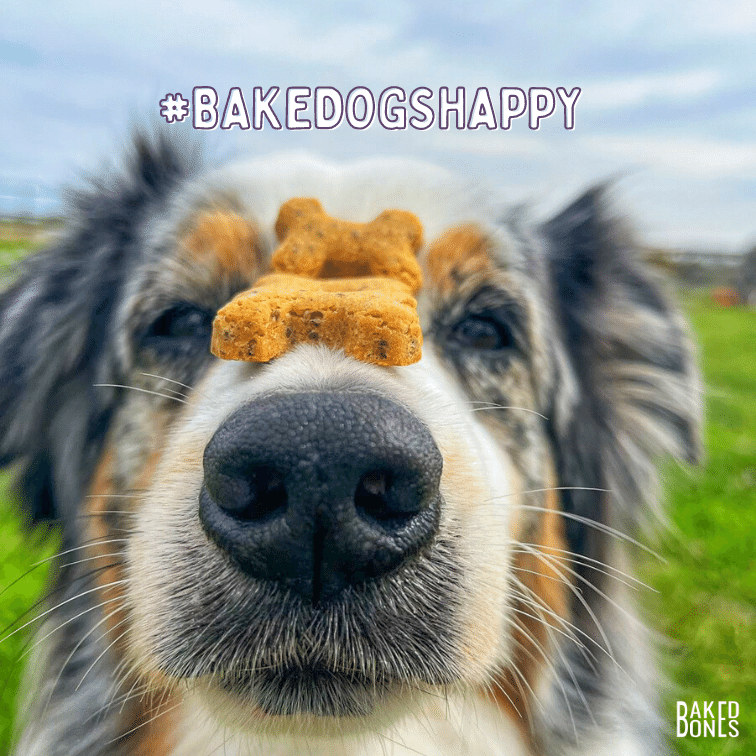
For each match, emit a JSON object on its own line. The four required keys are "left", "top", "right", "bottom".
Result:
{"left": 273, "top": 198, "right": 423, "bottom": 293}
{"left": 212, "top": 273, "right": 422, "bottom": 366}
{"left": 211, "top": 199, "right": 425, "bottom": 366}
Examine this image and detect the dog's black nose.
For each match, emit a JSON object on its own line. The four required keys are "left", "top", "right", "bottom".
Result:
{"left": 199, "top": 392, "right": 442, "bottom": 604}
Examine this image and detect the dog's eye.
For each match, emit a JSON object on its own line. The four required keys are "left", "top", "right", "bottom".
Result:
{"left": 449, "top": 313, "right": 513, "bottom": 351}
{"left": 143, "top": 304, "right": 213, "bottom": 346}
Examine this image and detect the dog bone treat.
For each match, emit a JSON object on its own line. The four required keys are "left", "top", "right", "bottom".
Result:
{"left": 272, "top": 198, "right": 424, "bottom": 294}
{"left": 211, "top": 198, "right": 426, "bottom": 366}
{"left": 211, "top": 273, "right": 422, "bottom": 365}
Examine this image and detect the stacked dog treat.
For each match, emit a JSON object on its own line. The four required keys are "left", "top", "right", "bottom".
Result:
{"left": 211, "top": 198, "right": 424, "bottom": 366}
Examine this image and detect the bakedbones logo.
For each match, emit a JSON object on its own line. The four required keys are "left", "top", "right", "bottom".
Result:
{"left": 676, "top": 701, "right": 739, "bottom": 738}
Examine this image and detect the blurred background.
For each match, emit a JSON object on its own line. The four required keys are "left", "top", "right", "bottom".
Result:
{"left": 1, "top": 3, "right": 755, "bottom": 755}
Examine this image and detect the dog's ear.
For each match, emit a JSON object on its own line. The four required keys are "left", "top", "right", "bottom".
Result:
{"left": 542, "top": 187, "right": 702, "bottom": 539}
{"left": 0, "top": 132, "right": 195, "bottom": 525}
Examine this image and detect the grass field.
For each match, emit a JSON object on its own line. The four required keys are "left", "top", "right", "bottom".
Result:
{"left": 642, "top": 292, "right": 756, "bottom": 755}
{"left": 0, "top": 236, "right": 753, "bottom": 753}
{"left": 0, "top": 235, "right": 60, "bottom": 752}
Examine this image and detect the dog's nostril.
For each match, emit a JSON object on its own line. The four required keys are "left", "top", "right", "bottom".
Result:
{"left": 354, "top": 470, "right": 413, "bottom": 526}
{"left": 355, "top": 469, "right": 389, "bottom": 519}
{"left": 245, "top": 467, "right": 287, "bottom": 521}
{"left": 210, "top": 466, "right": 287, "bottom": 522}
{"left": 360, "top": 469, "right": 388, "bottom": 497}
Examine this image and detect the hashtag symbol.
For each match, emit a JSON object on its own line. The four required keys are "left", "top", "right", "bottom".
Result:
{"left": 159, "top": 93, "right": 190, "bottom": 123}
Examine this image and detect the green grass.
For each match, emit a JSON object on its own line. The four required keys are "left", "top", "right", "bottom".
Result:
{"left": 0, "top": 503, "right": 58, "bottom": 749}
{"left": 0, "top": 235, "right": 59, "bottom": 752}
{"left": 0, "top": 241, "right": 29, "bottom": 251}
{"left": 0, "top": 283, "right": 754, "bottom": 753}
{"left": 642, "top": 292, "right": 756, "bottom": 755}
{"left": 0, "top": 238, "right": 35, "bottom": 281}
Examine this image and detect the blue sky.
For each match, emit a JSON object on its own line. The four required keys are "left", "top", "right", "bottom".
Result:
{"left": 2, "top": 0, "right": 755, "bottom": 251}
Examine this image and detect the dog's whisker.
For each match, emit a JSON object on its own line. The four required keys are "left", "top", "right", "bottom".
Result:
{"left": 515, "top": 542, "right": 656, "bottom": 590}
{"left": 494, "top": 636, "right": 551, "bottom": 723}
{"left": 514, "top": 543, "right": 616, "bottom": 660}
{"left": 507, "top": 599, "right": 596, "bottom": 671}
{"left": 93, "top": 383, "right": 189, "bottom": 405}
{"left": 111, "top": 664, "right": 150, "bottom": 717}
{"left": 15, "top": 551, "right": 124, "bottom": 601}
{"left": 0, "top": 538, "right": 127, "bottom": 599}
{"left": 1, "top": 560, "right": 123, "bottom": 642}
{"left": 487, "top": 485, "right": 611, "bottom": 500}
{"left": 508, "top": 571, "right": 607, "bottom": 696}
{"left": 468, "top": 404, "right": 549, "bottom": 420}
{"left": 18, "top": 587, "right": 126, "bottom": 659}
{"left": 516, "top": 544, "right": 650, "bottom": 642}
{"left": 513, "top": 550, "right": 650, "bottom": 596}
{"left": 480, "top": 678, "right": 524, "bottom": 720}
{"left": 511, "top": 570, "right": 633, "bottom": 690}
{"left": 514, "top": 561, "right": 640, "bottom": 603}
{"left": 485, "top": 490, "right": 662, "bottom": 558}
{"left": 1, "top": 578, "right": 128, "bottom": 644}
{"left": 507, "top": 584, "right": 603, "bottom": 732}
{"left": 509, "top": 584, "right": 594, "bottom": 649}
{"left": 512, "top": 503, "right": 665, "bottom": 561}
{"left": 75, "top": 620, "right": 131, "bottom": 692}
{"left": 368, "top": 729, "right": 432, "bottom": 756}
{"left": 138, "top": 371, "right": 212, "bottom": 401}
{"left": 41, "top": 604, "right": 127, "bottom": 718}
{"left": 508, "top": 614, "right": 584, "bottom": 739}
{"left": 470, "top": 566, "right": 600, "bottom": 667}
{"left": 89, "top": 679, "right": 154, "bottom": 722}
{"left": 504, "top": 612, "right": 565, "bottom": 685}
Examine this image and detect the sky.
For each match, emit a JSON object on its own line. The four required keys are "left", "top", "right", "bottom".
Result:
{"left": 2, "top": 0, "right": 756, "bottom": 252}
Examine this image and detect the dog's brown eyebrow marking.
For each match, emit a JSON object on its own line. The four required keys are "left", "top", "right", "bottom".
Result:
{"left": 425, "top": 224, "right": 497, "bottom": 295}
{"left": 179, "top": 210, "right": 264, "bottom": 280}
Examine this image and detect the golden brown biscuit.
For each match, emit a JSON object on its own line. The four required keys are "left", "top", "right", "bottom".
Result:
{"left": 272, "top": 198, "right": 423, "bottom": 293}
{"left": 212, "top": 273, "right": 422, "bottom": 366}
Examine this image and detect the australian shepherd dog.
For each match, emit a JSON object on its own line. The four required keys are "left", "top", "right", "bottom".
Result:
{"left": 1, "top": 133, "right": 700, "bottom": 755}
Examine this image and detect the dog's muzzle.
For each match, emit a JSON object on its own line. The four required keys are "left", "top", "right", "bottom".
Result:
{"left": 199, "top": 392, "right": 442, "bottom": 605}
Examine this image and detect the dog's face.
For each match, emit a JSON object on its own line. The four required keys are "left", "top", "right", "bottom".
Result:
{"left": 1, "top": 136, "right": 701, "bottom": 756}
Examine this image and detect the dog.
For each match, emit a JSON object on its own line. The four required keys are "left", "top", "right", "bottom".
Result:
{"left": 1, "top": 132, "right": 701, "bottom": 755}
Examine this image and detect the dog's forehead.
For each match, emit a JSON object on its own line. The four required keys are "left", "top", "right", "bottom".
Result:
{"left": 166, "top": 154, "right": 526, "bottom": 304}
{"left": 180, "top": 154, "right": 502, "bottom": 246}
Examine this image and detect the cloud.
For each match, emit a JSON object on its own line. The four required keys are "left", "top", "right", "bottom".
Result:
{"left": 585, "top": 134, "right": 756, "bottom": 178}
{"left": 430, "top": 131, "right": 546, "bottom": 156}
{"left": 580, "top": 69, "right": 723, "bottom": 111}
